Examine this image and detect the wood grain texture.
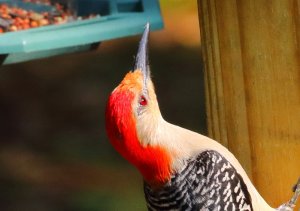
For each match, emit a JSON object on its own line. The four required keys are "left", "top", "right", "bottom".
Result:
{"left": 198, "top": 0, "right": 300, "bottom": 208}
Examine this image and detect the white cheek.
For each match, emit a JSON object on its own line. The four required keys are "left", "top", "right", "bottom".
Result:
{"left": 136, "top": 111, "right": 157, "bottom": 146}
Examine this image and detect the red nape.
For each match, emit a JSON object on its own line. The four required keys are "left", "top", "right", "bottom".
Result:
{"left": 105, "top": 88, "right": 172, "bottom": 185}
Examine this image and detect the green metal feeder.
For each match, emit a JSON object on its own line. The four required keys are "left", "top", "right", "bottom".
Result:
{"left": 0, "top": 0, "right": 163, "bottom": 65}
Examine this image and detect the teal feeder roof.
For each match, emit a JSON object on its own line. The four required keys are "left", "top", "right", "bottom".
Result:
{"left": 0, "top": 0, "right": 163, "bottom": 65}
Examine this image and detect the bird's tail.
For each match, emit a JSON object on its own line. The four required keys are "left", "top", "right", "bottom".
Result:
{"left": 277, "top": 178, "right": 300, "bottom": 211}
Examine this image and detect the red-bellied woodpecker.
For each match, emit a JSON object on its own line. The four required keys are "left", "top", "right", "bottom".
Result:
{"left": 105, "top": 23, "right": 300, "bottom": 211}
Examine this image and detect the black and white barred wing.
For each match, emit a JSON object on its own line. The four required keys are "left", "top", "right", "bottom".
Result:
{"left": 144, "top": 150, "right": 254, "bottom": 211}
{"left": 191, "top": 150, "right": 254, "bottom": 211}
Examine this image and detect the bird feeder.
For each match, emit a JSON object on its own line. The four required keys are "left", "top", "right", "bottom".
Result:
{"left": 0, "top": 0, "right": 163, "bottom": 65}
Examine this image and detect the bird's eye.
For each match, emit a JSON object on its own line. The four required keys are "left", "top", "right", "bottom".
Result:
{"left": 139, "top": 96, "right": 147, "bottom": 106}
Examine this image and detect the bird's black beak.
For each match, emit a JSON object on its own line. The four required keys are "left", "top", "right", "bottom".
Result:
{"left": 134, "top": 23, "right": 150, "bottom": 86}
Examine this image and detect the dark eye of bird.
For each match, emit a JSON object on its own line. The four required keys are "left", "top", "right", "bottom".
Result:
{"left": 139, "top": 96, "right": 147, "bottom": 106}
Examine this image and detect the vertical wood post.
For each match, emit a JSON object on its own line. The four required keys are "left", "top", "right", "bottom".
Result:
{"left": 198, "top": 0, "right": 300, "bottom": 208}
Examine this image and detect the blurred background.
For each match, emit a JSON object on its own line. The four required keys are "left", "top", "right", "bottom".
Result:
{"left": 0, "top": 1, "right": 205, "bottom": 210}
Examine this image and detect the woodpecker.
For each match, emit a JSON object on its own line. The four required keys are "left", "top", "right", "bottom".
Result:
{"left": 105, "top": 23, "right": 300, "bottom": 211}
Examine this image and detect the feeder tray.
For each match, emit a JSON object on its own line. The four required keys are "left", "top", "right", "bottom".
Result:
{"left": 0, "top": 0, "right": 163, "bottom": 65}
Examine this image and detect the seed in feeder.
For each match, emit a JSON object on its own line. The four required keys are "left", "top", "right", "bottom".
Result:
{"left": 1, "top": 13, "right": 11, "bottom": 19}
{"left": 23, "top": 18, "right": 30, "bottom": 24}
{"left": 54, "top": 16, "right": 65, "bottom": 24}
{"left": 0, "top": 17, "right": 11, "bottom": 28}
{"left": 0, "top": 4, "right": 8, "bottom": 12}
{"left": 9, "top": 25, "right": 17, "bottom": 31}
{"left": 30, "top": 12, "right": 44, "bottom": 21}
{"left": 23, "top": 23, "right": 30, "bottom": 29}
{"left": 30, "top": 20, "right": 38, "bottom": 28}
{"left": 0, "top": 2, "right": 100, "bottom": 34}
{"left": 15, "top": 8, "right": 27, "bottom": 18}
{"left": 39, "top": 18, "right": 49, "bottom": 26}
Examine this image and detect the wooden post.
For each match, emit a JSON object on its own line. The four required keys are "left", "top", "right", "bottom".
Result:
{"left": 198, "top": 0, "right": 300, "bottom": 208}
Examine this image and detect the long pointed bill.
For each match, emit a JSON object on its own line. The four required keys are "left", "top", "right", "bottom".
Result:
{"left": 134, "top": 23, "right": 150, "bottom": 86}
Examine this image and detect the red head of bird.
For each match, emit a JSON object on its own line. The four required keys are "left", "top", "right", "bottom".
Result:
{"left": 105, "top": 24, "right": 173, "bottom": 186}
